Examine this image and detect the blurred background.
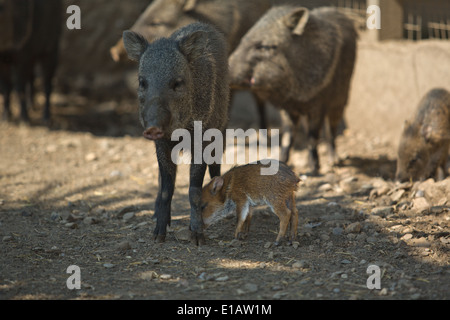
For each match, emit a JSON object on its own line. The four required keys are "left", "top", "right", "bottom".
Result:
{"left": 0, "top": 0, "right": 449, "bottom": 145}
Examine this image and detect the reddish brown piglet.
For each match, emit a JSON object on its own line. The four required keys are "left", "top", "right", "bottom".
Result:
{"left": 201, "top": 160, "right": 300, "bottom": 245}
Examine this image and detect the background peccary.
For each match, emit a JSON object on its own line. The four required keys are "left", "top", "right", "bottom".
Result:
{"left": 110, "top": 0, "right": 272, "bottom": 128}
{"left": 0, "top": 0, "right": 62, "bottom": 123}
{"left": 229, "top": 5, "right": 357, "bottom": 174}
{"left": 123, "top": 22, "right": 229, "bottom": 245}
{"left": 201, "top": 160, "right": 299, "bottom": 245}
{"left": 396, "top": 88, "right": 450, "bottom": 182}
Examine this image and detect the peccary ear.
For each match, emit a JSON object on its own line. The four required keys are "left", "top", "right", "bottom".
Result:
{"left": 122, "top": 31, "right": 148, "bottom": 62}
{"left": 284, "top": 8, "right": 310, "bottom": 36}
{"left": 178, "top": 30, "right": 206, "bottom": 62}
{"left": 421, "top": 125, "right": 433, "bottom": 142}
{"left": 182, "top": 0, "right": 197, "bottom": 12}
{"left": 210, "top": 176, "right": 224, "bottom": 195}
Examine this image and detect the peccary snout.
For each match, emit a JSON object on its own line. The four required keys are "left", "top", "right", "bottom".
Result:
{"left": 138, "top": 96, "right": 170, "bottom": 141}
{"left": 143, "top": 127, "right": 165, "bottom": 141}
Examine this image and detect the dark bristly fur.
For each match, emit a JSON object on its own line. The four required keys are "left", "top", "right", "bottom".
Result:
{"left": 0, "top": 0, "right": 62, "bottom": 123}
{"left": 396, "top": 88, "right": 450, "bottom": 182}
{"left": 123, "top": 22, "right": 229, "bottom": 245}
{"left": 229, "top": 5, "right": 357, "bottom": 174}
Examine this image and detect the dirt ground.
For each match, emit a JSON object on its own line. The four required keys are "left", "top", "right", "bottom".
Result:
{"left": 0, "top": 88, "right": 449, "bottom": 301}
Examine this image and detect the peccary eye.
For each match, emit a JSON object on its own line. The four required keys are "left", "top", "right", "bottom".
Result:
{"left": 149, "top": 21, "right": 163, "bottom": 27}
{"left": 138, "top": 77, "right": 147, "bottom": 90}
{"left": 408, "top": 157, "right": 419, "bottom": 168}
{"left": 171, "top": 78, "right": 184, "bottom": 91}
{"left": 255, "top": 43, "right": 278, "bottom": 51}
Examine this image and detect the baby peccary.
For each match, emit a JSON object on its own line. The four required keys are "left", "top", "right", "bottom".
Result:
{"left": 229, "top": 6, "right": 357, "bottom": 174}
{"left": 122, "top": 23, "right": 229, "bottom": 245}
{"left": 201, "top": 161, "right": 299, "bottom": 245}
{"left": 396, "top": 88, "right": 450, "bottom": 182}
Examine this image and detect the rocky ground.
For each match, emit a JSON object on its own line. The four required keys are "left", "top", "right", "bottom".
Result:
{"left": 0, "top": 92, "right": 448, "bottom": 300}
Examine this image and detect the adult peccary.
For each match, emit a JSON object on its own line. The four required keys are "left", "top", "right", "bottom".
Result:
{"left": 396, "top": 88, "right": 450, "bottom": 182}
{"left": 110, "top": 0, "right": 272, "bottom": 128}
{"left": 229, "top": 5, "right": 357, "bottom": 174}
{"left": 0, "top": 0, "right": 62, "bottom": 123}
{"left": 122, "top": 22, "right": 229, "bottom": 244}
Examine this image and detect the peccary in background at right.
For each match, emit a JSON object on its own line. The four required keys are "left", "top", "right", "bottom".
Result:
{"left": 229, "top": 6, "right": 357, "bottom": 175}
{"left": 396, "top": 88, "right": 450, "bottom": 182}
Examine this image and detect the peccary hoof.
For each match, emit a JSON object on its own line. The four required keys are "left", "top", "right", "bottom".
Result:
{"left": 190, "top": 231, "right": 205, "bottom": 246}
{"left": 154, "top": 234, "right": 166, "bottom": 243}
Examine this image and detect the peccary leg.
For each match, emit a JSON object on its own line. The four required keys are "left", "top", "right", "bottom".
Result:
{"left": 255, "top": 95, "right": 267, "bottom": 129}
{"left": 154, "top": 140, "right": 177, "bottom": 242}
{"left": 0, "top": 64, "right": 12, "bottom": 121}
{"left": 307, "top": 112, "right": 325, "bottom": 176}
{"left": 189, "top": 162, "right": 208, "bottom": 245}
{"left": 16, "top": 63, "right": 32, "bottom": 123}
{"left": 436, "top": 143, "right": 449, "bottom": 180}
{"left": 280, "top": 110, "right": 300, "bottom": 163}
{"left": 41, "top": 54, "right": 58, "bottom": 123}
{"left": 326, "top": 105, "right": 346, "bottom": 166}
{"left": 208, "top": 163, "right": 221, "bottom": 179}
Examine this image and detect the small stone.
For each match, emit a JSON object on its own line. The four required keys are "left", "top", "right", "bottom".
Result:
{"left": 83, "top": 217, "right": 98, "bottom": 225}
{"left": 292, "top": 260, "right": 308, "bottom": 269}
{"left": 320, "top": 233, "right": 330, "bottom": 241}
{"left": 2, "top": 236, "right": 13, "bottom": 242}
{"left": 116, "top": 240, "right": 131, "bottom": 251}
{"left": 140, "top": 271, "right": 157, "bottom": 280}
{"left": 229, "top": 239, "right": 242, "bottom": 247}
{"left": 346, "top": 222, "right": 362, "bottom": 234}
{"left": 318, "top": 183, "right": 333, "bottom": 192}
{"left": 366, "top": 236, "right": 377, "bottom": 243}
{"left": 412, "top": 197, "right": 430, "bottom": 213}
{"left": 244, "top": 283, "right": 258, "bottom": 293}
{"left": 332, "top": 227, "right": 343, "bottom": 235}
{"left": 215, "top": 276, "right": 229, "bottom": 282}
{"left": 390, "top": 189, "right": 405, "bottom": 202}
{"left": 64, "top": 222, "right": 78, "bottom": 229}
{"left": 50, "top": 212, "right": 61, "bottom": 221}
{"left": 103, "top": 263, "right": 114, "bottom": 268}
{"left": 159, "top": 274, "right": 172, "bottom": 280}
{"left": 411, "top": 237, "right": 431, "bottom": 248}
{"left": 371, "top": 206, "right": 393, "bottom": 217}
{"left": 341, "top": 259, "right": 351, "bottom": 264}
{"left": 379, "top": 288, "right": 389, "bottom": 296}
{"left": 85, "top": 152, "right": 97, "bottom": 162}
{"left": 122, "top": 211, "right": 135, "bottom": 221}
{"left": 109, "top": 170, "right": 122, "bottom": 177}
{"left": 117, "top": 206, "right": 137, "bottom": 219}
{"left": 264, "top": 241, "right": 272, "bottom": 249}
{"left": 175, "top": 228, "right": 191, "bottom": 241}
{"left": 400, "top": 233, "right": 413, "bottom": 241}
{"left": 272, "top": 292, "right": 288, "bottom": 300}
